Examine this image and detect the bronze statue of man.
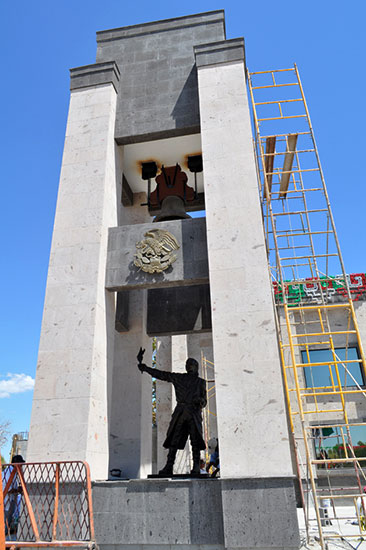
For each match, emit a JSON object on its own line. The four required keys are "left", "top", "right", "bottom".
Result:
{"left": 137, "top": 347, "right": 207, "bottom": 476}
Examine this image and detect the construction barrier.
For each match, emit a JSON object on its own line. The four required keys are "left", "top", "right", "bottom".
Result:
{"left": 1, "top": 460, "right": 96, "bottom": 549}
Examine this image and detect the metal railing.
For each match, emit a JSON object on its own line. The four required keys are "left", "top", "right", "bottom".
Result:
{"left": 2, "top": 460, "right": 96, "bottom": 549}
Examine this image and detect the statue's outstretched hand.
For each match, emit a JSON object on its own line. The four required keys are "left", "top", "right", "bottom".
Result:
{"left": 137, "top": 347, "right": 145, "bottom": 371}
{"left": 137, "top": 347, "right": 145, "bottom": 363}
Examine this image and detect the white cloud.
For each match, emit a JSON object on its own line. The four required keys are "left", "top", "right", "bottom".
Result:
{"left": 0, "top": 373, "right": 35, "bottom": 398}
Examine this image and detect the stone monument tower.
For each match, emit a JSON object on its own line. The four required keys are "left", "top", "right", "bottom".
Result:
{"left": 27, "top": 11, "right": 300, "bottom": 549}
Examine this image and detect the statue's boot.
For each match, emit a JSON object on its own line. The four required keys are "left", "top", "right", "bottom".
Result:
{"left": 158, "top": 448, "right": 177, "bottom": 476}
{"left": 191, "top": 447, "right": 201, "bottom": 476}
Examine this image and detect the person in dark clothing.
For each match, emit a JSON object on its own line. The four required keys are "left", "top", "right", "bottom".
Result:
{"left": 4, "top": 454, "right": 25, "bottom": 540}
{"left": 137, "top": 347, "right": 207, "bottom": 476}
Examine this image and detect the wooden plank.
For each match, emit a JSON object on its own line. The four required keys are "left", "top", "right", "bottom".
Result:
{"left": 264, "top": 136, "right": 276, "bottom": 197}
{"left": 279, "top": 134, "right": 298, "bottom": 198}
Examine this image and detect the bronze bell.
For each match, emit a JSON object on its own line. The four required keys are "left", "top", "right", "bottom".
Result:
{"left": 153, "top": 195, "right": 192, "bottom": 222}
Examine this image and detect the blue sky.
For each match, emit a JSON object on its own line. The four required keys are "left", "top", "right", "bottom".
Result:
{"left": 1, "top": 0, "right": 365, "bottom": 460}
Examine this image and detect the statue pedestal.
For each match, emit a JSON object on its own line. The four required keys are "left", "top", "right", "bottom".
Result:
{"left": 92, "top": 477, "right": 299, "bottom": 550}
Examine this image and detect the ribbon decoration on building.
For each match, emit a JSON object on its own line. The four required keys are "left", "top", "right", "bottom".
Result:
{"left": 273, "top": 273, "right": 366, "bottom": 305}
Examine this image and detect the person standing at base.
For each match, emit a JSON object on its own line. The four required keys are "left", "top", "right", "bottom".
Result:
{"left": 137, "top": 347, "right": 207, "bottom": 476}
{"left": 356, "top": 486, "right": 366, "bottom": 531}
{"left": 3, "top": 454, "right": 25, "bottom": 541}
{"left": 206, "top": 437, "right": 220, "bottom": 478}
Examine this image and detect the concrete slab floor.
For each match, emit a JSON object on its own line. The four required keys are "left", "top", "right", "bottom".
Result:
{"left": 297, "top": 507, "right": 366, "bottom": 550}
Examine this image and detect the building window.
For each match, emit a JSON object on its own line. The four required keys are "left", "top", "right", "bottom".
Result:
{"left": 313, "top": 424, "right": 366, "bottom": 467}
{"left": 301, "top": 347, "right": 363, "bottom": 388}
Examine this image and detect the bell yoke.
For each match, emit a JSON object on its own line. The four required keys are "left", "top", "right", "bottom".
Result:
{"left": 137, "top": 347, "right": 207, "bottom": 476}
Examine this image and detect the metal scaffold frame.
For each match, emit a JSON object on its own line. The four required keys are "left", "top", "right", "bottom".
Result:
{"left": 201, "top": 353, "right": 217, "bottom": 463}
{"left": 248, "top": 64, "right": 366, "bottom": 549}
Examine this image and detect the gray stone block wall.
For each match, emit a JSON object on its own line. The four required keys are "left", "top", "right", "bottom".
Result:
{"left": 92, "top": 477, "right": 299, "bottom": 550}
{"left": 220, "top": 478, "right": 299, "bottom": 550}
{"left": 147, "top": 284, "right": 212, "bottom": 336}
{"left": 93, "top": 478, "right": 224, "bottom": 547}
{"left": 106, "top": 218, "right": 209, "bottom": 291}
{"left": 95, "top": 11, "right": 226, "bottom": 143}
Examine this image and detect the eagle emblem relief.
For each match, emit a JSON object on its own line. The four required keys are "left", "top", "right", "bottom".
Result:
{"left": 134, "top": 229, "right": 180, "bottom": 274}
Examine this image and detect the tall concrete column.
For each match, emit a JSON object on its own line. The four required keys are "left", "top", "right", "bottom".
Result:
{"left": 171, "top": 335, "right": 191, "bottom": 473}
{"left": 109, "top": 291, "right": 152, "bottom": 479}
{"left": 27, "top": 63, "right": 120, "bottom": 480}
{"left": 195, "top": 41, "right": 293, "bottom": 479}
{"left": 187, "top": 333, "right": 218, "bottom": 443}
{"left": 155, "top": 337, "right": 173, "bottom": 471}
{"left": 108, "top": 190, "right": 153, "bottom": 479}
{"left": 187, "top": 333, "right": 214, "bottom": 375}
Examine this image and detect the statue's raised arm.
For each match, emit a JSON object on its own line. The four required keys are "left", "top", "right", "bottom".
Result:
{"left": 137, "top": 347, "right": 146, "bottom": 372}
{"left": 137, "top": 347, "right": 174, "bottom": 382}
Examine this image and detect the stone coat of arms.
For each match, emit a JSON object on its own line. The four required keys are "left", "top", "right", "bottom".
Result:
{"left": 134, "top": 229, "right": 180, "bottom": 274}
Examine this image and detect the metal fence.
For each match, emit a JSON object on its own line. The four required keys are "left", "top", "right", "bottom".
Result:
{"left": 1, "top": 460, "right": 96, "bottom": 549}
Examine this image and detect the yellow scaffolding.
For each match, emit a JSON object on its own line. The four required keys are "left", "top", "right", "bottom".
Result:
{"left": 248, "top": 65, "right": 366, "bottom": 548}
{"left": 201, "top": 352, "right": 217, "bottom": 464}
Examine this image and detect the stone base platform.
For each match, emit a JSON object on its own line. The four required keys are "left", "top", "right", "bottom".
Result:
{"left": 147, "top": 473, "right": 210, "bottom": 479}
{"left": 92, "top": 476, "right": 300, "bottom": 550}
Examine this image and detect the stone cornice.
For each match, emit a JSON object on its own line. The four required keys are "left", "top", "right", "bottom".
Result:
{"left": 194, "top": 38, "right": 245, "bottom": 68}
{"left": 96, "top": 11, "right": 225, "bottom": 42}
{"left": 70, "top": 61, "right": 120, "bottom": 93}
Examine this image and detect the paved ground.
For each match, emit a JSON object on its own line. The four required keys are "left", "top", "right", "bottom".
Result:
{"left": 298, "top": 506, "right": 366, "bottom": 550}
